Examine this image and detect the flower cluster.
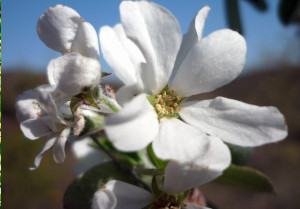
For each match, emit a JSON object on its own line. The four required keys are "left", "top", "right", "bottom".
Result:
{"left": 15, "top": 2, "right": 287, "bottom": 209}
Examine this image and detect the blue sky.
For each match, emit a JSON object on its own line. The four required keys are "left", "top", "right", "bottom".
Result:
{"left": 2, "top": 0, "right": 298, "bottom": 77}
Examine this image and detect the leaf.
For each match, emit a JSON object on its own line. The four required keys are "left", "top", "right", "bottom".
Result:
{"left": 147, "top": 144, "right": 168, "bottom": 169}
{"left": 63, "top": 161, "right": 137, "bottom": 209}
{"left": 244, "top": 0, "right": 268, "bottom": 11}
{"left": 226, "top": 143, "right": 254, "bottom": 166}
{"left": 279, "top": 0, "right": 300, "bottom": 25}
{"left": 225, "top": 0, "right": 243, "bottom": 34}
{"left": 214, "top": 164, "right": 275, "bottom": 193}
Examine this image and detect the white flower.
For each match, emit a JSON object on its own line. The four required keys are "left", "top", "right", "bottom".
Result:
{"left": 91, "top": 180, "right": 210, "bottom": 209}
{"left": 100, "top": 2, "right": 287, "bottom": 156}
{"left": 37, "top": 5, "right": 101, "bottom": 96}
{"left": 15, "top": 85, "right": 72, "bottom": 170}
{"left": 100, "top": 1, "right": 287, "bottom": 191}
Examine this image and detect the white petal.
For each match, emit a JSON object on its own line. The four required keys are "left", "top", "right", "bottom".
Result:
{"left": 53, "top": 128, "right": 71, "bottom": 163}
{"left": 47, "top": 52, "right": 101, "bottom": 96}
{"left": 92, "top": 180, "right": 153, "bottom": 209}
{"left": 105, "top": 94, "right": 159, "bottom": 152}
{"left": 71, "top": 21, "right": 100, "bottom": 59}
{"left": 100, "top": 24, "right": 144, "bottom": 85}
{"left": 170, "top": 6, "right": 210, "bottom": 83}
{"left": 180, "top": 97, "right": 288, "bottom": 147}
{"left": 37, "top": 5, "right": 82, "bottom": 53}
{"left": 29, "top": 134, "right": 57, "bottom": 170}
{"left": 152, "top": 118, "right": 210, "bottom": 162}
{"left": 34, "top": 84, "right": 64, "bottom": 123}
{"left": 115, "top": 84, "right": 143, "bottom": 106}
{"left": 15, "top": 89, "right": 41, "bottom": 123}
{"left": 120, "top": 1, "right": 182, "bottom": 94}
{"left": 163, "top": 137, "right": 231, "bottom": 194}
{"left": 92, "top": 187, "right": 117, "bottom": 209}
{"left": 170, "top": 29, "right": 246, "bottom": 97}
{"left": 20, "top": 117, "right": 54, "bottom": 140}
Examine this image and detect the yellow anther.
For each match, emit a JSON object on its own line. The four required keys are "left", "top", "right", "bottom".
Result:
{"left": 156, "top": 104, "right": 162, "bottom": 111}
{"left": 176, "top": 96, "right": 181, "bottom": 101}
{"left": 158, "top": 98, "right": 164, "bottom": 104}
{"left": 172, "top": 102, "right": 178, "bottom": 107}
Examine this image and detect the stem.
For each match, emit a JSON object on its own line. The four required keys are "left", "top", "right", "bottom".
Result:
{"left": 91, "top": 135, "right": 151, "bottom": 192}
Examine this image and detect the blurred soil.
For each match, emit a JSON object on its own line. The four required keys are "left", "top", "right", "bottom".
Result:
{"left": 2, "top": 66, "right": 300, "bottom": 209}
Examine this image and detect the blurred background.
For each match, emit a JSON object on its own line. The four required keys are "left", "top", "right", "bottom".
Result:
{"left": 2, "top": 0, "right": 300, "bottom": 208}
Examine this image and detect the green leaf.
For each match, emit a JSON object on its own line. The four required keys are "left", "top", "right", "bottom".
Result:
{"left": 214, "top": 164, "right": 275, "bottom": 193}
{"left": 279, "top": 0, "right": 300, "bottom": 25}
{"left": 226, "top": 0, "right": 243, "bottom": 34}
{"left": 147, "top": 144, "right": 168, "bottom": 169}
{"left": 227, "top": 143, "right": 254, "bottom": 166}
{"left": 63, "top": 161, "right": 137, "bottom": 209}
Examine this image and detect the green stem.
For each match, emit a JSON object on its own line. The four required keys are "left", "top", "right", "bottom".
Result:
{"left": 91, "top": 135, "right": 151, "bottom": 192}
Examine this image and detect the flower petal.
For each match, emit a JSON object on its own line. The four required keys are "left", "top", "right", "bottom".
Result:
{"left": 34, "top": 84, "right": 65, "bottom": 123}
{"left": 37, "top": 5, "right": 82, "bottom": 53}
{"left": 105, "top": 94, "right": 159, "bottom": 152}
{"left": 20, "top": 117, "right": 54, "bottom": 140}
{"left": 29, "top": 134, "right": 58, "bottom": 170}
{"left": 47, "top": 52, "right": 101, "bottom": 96}
{"left": 180, "top": 97, "right": 288, "bottom": 147}
{"left": 92, "top": 180, "right": 153, "bottom": 209}
{"left": 53, "top": 127, "right": 71, "bottom": 163}
{"left": 120, "top": 1, "right": 182, "bottom": 94}
{"left": 170, "top": 29, "right": 246, "bottom": 97}
{"left": 37, "top": 5, "right": 99, "bottom": 58}
{"left": 115, "top": 83, "right": 143, "bottom": 106}
{"left": 170, "top": 6, "right": 210, "bottom": 83}
{"left": 15, "top": 89, "right": 41, "bottom": 123}
{"left": 163, "top": 136, "right": 231, "bottom": 194}
{"left": 100, "top": 24, "right": 144, "bottom": 85}
{"left": 152, "top": 118, "right": 210, "bottom": 162}
{"left": 71, "top": 21, "right": 100, "bottom": 59}
{"left": 92, "top": 187, "right": 117, "bottom": 209}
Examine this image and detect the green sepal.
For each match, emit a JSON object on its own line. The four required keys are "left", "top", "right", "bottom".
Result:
{"left": 79, "top": 110, "right": 105, "bottom": 137}
{"left": 151, "top": 175, "right": 164, "bottom": 196}
{"left": 101, "top": 72, "right": 112, "bottom": 77}
{"left": 147, "top": 95, "right": 155, "bottom": 106}
{"left": 63, "top": 161, "right": 137, "bottom": 209}
{"left": 70, "top": 91, "right": 99, "bottom": 113}
{"left": 214, "top": 164, "right": 275, "bottom": 193}
{"left": 147, "top": 144, "right": 168, "bottom": 169}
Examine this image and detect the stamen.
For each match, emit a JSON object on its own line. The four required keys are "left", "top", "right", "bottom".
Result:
{"left": 152, "top": 87, "right": 183, "bottom": 119}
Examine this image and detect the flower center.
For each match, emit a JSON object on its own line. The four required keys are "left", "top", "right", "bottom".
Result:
{"left": 152, "top": 88, "right": 182, "bottom": 120}
{"left": 152, "top": 194, "right": 182, "bottom": 209}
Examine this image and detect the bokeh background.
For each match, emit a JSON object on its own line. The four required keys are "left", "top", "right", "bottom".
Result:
{"left": 2, "top": 0, "right": 300, "bottom": 208}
